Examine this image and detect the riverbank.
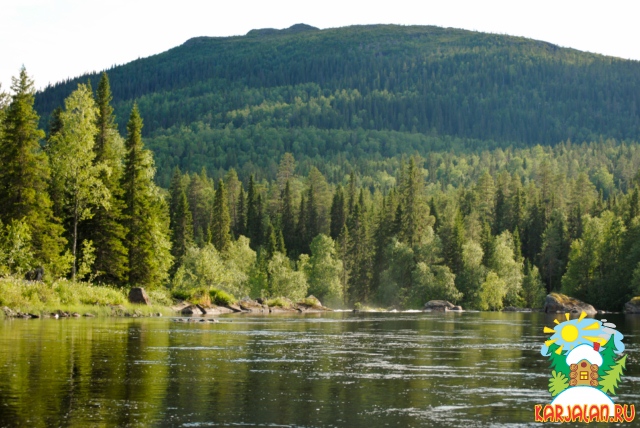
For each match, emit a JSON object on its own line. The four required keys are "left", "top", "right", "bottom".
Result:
{"left": 0, "top": 277, "right": 172, "bottom": 319}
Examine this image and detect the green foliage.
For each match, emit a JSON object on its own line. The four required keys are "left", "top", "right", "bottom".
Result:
{"left": 599, "top": 354, "right": 627, "bottom": 395}
{"left": 549, "top": 370, "right": 569, "bottom": 397}
{"left": 0, "top": 220, "right": 35, "bottom": 275}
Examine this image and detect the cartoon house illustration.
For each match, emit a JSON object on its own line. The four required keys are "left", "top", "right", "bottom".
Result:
{"left": 566, "top": 343, "right": 602, "bottom": 387}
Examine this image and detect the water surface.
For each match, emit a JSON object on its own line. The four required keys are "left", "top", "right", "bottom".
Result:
{"left": 1, "top": 311, "right": 638, "bottom": 427}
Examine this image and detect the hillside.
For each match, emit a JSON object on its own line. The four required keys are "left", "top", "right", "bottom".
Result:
{"left": 35, "top": 24, "right": 640, "bottom": 185}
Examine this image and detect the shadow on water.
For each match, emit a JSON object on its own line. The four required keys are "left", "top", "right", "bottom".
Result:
{"left": 0, "top": 311, "right": 638, "bottom": 427}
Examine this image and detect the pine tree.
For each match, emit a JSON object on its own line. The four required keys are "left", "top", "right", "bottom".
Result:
{"left": 48, "top": 83, "right": 109, "bottom": 279}
{"left": 0, "top": 67, "right": 66, "bottom": 272}
{"left": 598, "top": 335, "right": 619, "bottom": 378}
{"left": 85, "top": 72, "right": 128, "bottom": 284}
{"left": 122, "top": 103, "right": 172, "bottom": 286}
{"left": 211, "top": 179, "right": 231, "bottom": 252}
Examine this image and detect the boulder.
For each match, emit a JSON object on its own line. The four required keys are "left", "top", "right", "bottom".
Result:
{"left": 181, "top": 305, "right": 206, "bottom": 315}
{"left": 128, "top": 287, "right": 150, "bottom": 305}
{"left": 2, "top": 306, "right": 16, "bottom": 318}
{"left": 423, "top": 300, "right": 456, "bottom": 311}
{"left": 24, "top": 266, "right": 44, "bottom": 281}
{"left": 624, "top": 298, "right": 640, "bottom": 314}
{"left": 238, "top": 298, "right": 269, "bottom": 313}
{"left": 543, "top": 293, "right": 596, "bottom": 317}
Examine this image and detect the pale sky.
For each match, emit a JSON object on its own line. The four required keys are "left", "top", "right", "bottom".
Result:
{"left": 1, "top": 0, "right": 639, "bottom": 92}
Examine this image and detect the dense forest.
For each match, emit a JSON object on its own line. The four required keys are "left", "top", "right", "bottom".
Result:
{"left": 33, "top": 24, "right": 640, "bottom": 186}
{"left": 3, "top": 25, "right": 640, "bottom": 312}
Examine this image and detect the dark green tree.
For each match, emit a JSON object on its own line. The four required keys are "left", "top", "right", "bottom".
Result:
{"left": 211, "top": 179, "right": 231, "bottom": 252}
{"left": 0, "top": 67, "right": 65, "bottom": 273}
{"left": 85, "top": 72, "right": 128, "bottom": 284}
{"left": 122, "top": 103, "right": 172, "bottom": 287}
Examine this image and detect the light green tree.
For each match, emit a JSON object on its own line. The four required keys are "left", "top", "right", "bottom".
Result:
{"left": 488, "top": 230, "right": 523, "bottom": 306}
{"left": 479, "top": 271, "right": 507, "bottom": 311}
{"left": 0, "top": 219, "right": 34, "bottom": 275}
{"left": 268, "top": 252, "right": 308, "bottom": 301}
{"left": 48, "top": 83, "right": 109, "bottom": 279}
{"left": 304, "top": 234, "right": 343, "bottom": 306}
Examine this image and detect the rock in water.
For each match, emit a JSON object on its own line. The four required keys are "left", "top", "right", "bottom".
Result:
{"left": 423, "top": 300, "right": 457, "bottom": 311}
{"left": 543, "top": 293, "right": 596, "bottom": 316}
{"left": 624, "top": 297, "right": 640, "bottom": 313}
{"left": 128, "top": 287, "right": 150, "bottom": 305}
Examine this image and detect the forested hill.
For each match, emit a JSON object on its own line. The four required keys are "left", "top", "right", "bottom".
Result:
{"left": 35, "top": 24, "right": 640, "bottom": 185}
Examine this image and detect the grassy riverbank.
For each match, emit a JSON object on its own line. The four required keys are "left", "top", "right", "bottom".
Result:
{"left": 0, "top": 277, "right": 173, "bottom": 318}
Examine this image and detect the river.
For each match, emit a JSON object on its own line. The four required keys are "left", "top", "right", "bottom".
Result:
{"left": 0, "top": 311, "right": 638, "bottom": 427}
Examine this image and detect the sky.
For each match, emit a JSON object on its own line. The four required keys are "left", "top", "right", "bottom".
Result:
{"left": 2, "top": 0, "right": 639, "bottom": 92}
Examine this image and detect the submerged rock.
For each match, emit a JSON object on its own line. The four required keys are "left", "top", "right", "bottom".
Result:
{"left": 624, "top": 297, "right": 640, "bottom": 314}
{"left": 543, "top": 293, "right": 596, "bottom": 317}
{"left": 128, "top": 287, "right": 150, "bottom": 305}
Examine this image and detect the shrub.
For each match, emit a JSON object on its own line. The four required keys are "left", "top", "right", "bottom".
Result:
{"left": 210, "top": 288, "right": 235, "bottom": 306}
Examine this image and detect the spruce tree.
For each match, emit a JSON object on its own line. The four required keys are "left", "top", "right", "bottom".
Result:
{"left": 0, "top": 67, "right": 65, "bottom": 272}
{"left": 85, "top": 72, "right": 128, "bottom": 283}
{"left": 280, "top": 179, "right": 296, "bottom": 254}
{"left": 329, "top": 185, "right": 346, "bottom": 240}
{"left": 246, "top": 175, "right": 264, "bottom": 249}
{"left": 170, "top": 187, "right": 193, "bottom": 272}
{"left": 235, "top": 186, "right": 246, "bottom": 237}
{"left": 122, "top": 103, "right": 172, "bottom": 286}
{"left": 211, "top": 179, "right": 231, "bottom": 252}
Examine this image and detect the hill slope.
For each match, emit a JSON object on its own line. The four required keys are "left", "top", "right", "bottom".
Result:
{"left": 35, "top": 24, "right": 640, "bottom": 184}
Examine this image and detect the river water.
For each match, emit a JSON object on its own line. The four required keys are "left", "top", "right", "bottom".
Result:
{"left": 0, "top": 311, "right": 638, "bottom": 427}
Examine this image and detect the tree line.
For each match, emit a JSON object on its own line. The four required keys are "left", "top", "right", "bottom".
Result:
{"left": 3, "top": 69, "right": 640, "bottom": 310}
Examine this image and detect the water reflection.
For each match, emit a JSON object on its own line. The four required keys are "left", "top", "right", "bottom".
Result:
{"left": 0, "top": 312, "right": 637, "bottom": 427}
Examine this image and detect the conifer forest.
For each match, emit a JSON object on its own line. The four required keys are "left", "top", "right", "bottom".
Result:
{"left": 3, "top": 25, "right": 640, "bottom": 311}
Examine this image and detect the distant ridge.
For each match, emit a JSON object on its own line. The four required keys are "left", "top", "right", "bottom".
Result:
{"left": 34, "top": 24, "right": 640, "bottom": 184}
{"left": 246, "top": 23, "right": 320, "bottom": 37}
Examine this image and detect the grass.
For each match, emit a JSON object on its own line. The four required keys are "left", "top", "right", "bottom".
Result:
{"left": 630, "top": 297, "right": 640, "bottom": 305}
{"left": 0, "top": 276, "right": 173, "bottom": 318}
{"left": 548, "top": 292, "right": 579, "bottom": 305}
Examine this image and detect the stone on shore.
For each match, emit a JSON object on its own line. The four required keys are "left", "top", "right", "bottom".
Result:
{"left": 128, "top": 287, "right": 150, "bottom": 305}
{"left": 624, "top": 297, "right": 640, "bottom": 314}
{"left": 543, "top": 293, "right": 596, "bottom": 317}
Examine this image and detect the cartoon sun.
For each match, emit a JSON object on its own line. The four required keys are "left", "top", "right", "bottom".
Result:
{"left": 541, "top": 312, "right": 609, "bottom": 356}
